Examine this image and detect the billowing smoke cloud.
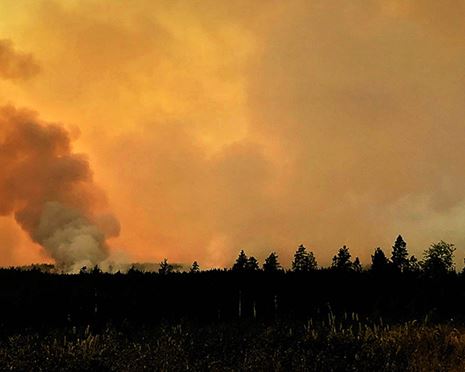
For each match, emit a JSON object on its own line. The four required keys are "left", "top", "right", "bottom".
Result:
{"left": 0, "top": 39, "right": 39, "bottom": 80}
{"left": 2, "top": 1, "right": 465, "bottom": 268}
{"left": 0, "top": 105, "right": 120, "bottom": 271}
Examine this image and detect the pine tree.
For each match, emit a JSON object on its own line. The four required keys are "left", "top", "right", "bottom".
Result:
{"left": 232, "top": 250, "right": 248, "bottom": 272}
{"left": 392, "top": 235, "right": 409, "bottom": 272}
{"left": 332, "top": 245, "right": 352, "bottom": 271}
{"left": 246, "top": 256, "right": 260, "bottom": 271}
{"left": 371, "top": 247, "right": 389, "bottom": 272}
{"left": 263, "top": 252, "right": 282, "bottom": 272}
{"left": 292, "top": 244, "right": 317, "bottom": 272}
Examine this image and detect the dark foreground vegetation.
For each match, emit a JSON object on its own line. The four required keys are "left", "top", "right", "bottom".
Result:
{"left": 3, "top": 321, "right": 465, "bottom": 371}
{"left": 1, "top": 235, "right": 465, "bottom": 370}
{"left": 2, "top": 263, "right": 465, "bottom": 331}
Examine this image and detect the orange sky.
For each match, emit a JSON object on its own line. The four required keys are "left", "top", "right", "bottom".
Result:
{"left": 1, "top": 0, "right": 465, "bottom": 268}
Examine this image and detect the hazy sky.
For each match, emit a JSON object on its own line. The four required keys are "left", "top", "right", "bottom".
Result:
{"left": 1, "top": 0, "right": 465, "bottom": 268}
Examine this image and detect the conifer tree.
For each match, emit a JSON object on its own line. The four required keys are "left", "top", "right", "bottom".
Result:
{"left": 263, "top": 252, "right": 282, "bottom": 272}
{"left": 246, "top": 256, "right": 260, "bottom": 271}
{"left": 292, "top": 244, "right": 317, "bottom": 272}
{"left": 232, "top": 250, "right": 248, "bottom": 271}
{"left": 371, "top": 247, "right": 389, "bottom": 272}
{"left": 332, "top": 245, "right": 352, "bottom": 271}
{"left": 392, "top": 235, "right": 409, "bottom": 272}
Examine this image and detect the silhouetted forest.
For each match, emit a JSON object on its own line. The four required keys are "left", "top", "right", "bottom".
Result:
{"left": 0, "top": 235, "right": 464, "bottom": 335}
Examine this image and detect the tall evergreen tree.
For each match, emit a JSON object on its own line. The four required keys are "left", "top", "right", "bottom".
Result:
{"left": 246, "top": 256, "right": 260, "bottom": 271}
{"left": 332, "top": 245, "right": 352, "bottom": 271}
{"left": 371, "top": 247, "right": 389, "bottom": 272}
{"left": 353, "top": 257, "right": 362, "bottom": 273}
{"left": 392, "top": 235, "right": 409, "bottom": 272}
{"left": 263, "top": 252, "right": 282, "bottom": 272}
{"left": 232, "top": 250, "right": 248, "bottom": 272}
{"left": 292, "top": 244, "right": 317, "bottom": 272}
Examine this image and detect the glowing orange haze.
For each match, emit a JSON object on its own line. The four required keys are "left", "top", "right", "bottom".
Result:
{"left": 1, "top": 0, "right": 465, "bottom": 268}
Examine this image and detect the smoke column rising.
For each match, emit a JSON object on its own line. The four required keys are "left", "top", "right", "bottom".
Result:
{"left": 0, "top": 105, "right": 120, "bottom": 271}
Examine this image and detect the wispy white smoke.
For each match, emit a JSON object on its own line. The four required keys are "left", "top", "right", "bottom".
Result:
{"left": 34, "top": 202, "right": 108, "bottom": 272}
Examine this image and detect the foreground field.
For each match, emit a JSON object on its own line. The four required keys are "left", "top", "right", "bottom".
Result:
{"left": 1, "top": 320, "right": 465, "bottom": 371}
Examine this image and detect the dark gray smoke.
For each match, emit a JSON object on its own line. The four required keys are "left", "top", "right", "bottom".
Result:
{"left": 0, "top": 105, "right": 119, "bottom": 271}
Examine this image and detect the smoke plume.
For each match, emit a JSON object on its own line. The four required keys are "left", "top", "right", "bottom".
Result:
{"left": 0, "top": 105, "right": 119, "bottom": 271}
{"left": 0, "top": 39, "right": 39, "bottom": 80}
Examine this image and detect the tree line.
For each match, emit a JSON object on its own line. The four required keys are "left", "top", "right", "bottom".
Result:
{"left": 0, "top": 234, "right": 464, "bottom": 331}
{"left": 169, "top": 235, "right": 456, "bottom": 278}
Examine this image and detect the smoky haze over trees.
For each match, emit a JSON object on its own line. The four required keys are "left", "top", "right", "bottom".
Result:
{"left": 4, "top": 3, "right": 465, "bottom": 368}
